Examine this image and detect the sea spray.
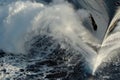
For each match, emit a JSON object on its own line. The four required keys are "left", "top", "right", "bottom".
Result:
{"left": 0, "top": 0, "right": 96, "bottom": 53}
{"left": 0, "top": 1, "right": 45, "bottom": 53}
{"left": 0, "top": 0, "right": 113, "bottom": 76}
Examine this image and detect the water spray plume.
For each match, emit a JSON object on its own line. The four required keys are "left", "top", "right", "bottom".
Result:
{"left": 0, "top": 0, "right": 119, "bottom": 77}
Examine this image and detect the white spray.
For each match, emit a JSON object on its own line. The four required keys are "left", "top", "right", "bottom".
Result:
{"left": 1, "top": 0, "right": 119, "bottom": 75}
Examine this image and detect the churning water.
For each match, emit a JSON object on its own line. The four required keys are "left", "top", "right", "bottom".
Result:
{"left": 0, "top": 0, "right": 120, "bottom": 79}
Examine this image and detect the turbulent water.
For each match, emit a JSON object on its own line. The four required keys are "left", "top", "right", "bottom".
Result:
{"left": 0, "top": 0, "right": 120, "bottom": 80}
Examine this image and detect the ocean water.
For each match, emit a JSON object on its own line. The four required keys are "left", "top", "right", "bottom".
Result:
{"left": 0, "top": 0, "right": 120, "bottom": 80}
